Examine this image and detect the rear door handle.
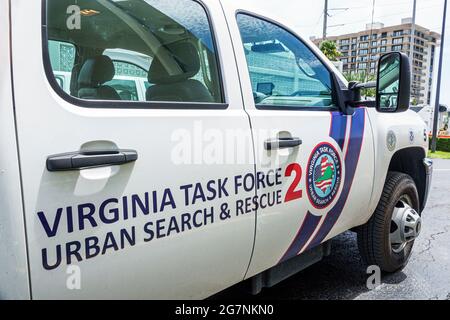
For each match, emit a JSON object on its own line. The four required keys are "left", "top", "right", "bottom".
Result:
{"left": 264, "top": 137, "right": 302, "bottom": 150}
{"left": 47, "top": 149, "right": 138, "bottom": 172}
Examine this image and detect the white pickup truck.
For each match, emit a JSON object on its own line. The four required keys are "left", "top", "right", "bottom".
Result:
{"left": 0, "top": 0, "right": 432, "bottom": 300}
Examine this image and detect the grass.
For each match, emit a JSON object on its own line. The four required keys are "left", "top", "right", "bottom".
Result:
{"left": 428, "top": 150, "right": 450, "bottom": 159}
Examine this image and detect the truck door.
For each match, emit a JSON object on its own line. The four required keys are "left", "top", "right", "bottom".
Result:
{"left": 11, "top": 0, "right": 255, "bottom": 299}
{"left": 223, "top": 9, "right": 375, "bottom": 277}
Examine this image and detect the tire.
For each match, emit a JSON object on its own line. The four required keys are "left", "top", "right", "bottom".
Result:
{"left": 357, "top": 172, "right": 420, "bottom": 273}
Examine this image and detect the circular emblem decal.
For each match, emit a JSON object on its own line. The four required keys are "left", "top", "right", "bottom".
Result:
{"left": 307, "top": 143, "right": 342, "bottom": 209}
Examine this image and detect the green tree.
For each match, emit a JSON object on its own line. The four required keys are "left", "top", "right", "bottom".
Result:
{"left": 343, "top": 72, "right": 376, "bottom": 98}
{"left": 319, "top": 40, "right": 341, "bottom": 61}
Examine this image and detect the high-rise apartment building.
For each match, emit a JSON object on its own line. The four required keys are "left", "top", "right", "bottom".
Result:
{"left": 312, "top": 18, "right": 440, "bottom": 105}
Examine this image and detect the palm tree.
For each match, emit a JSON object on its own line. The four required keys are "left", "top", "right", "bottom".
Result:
{"left": 319, "top": 40, "right": 341, "bottom": 61}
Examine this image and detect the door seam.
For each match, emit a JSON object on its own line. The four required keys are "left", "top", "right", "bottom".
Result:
{"left": 218, "top": 0, "right": 258, "bottom": 281}
{"left": 9, "top": 0, "right": 33, "bottom": 300}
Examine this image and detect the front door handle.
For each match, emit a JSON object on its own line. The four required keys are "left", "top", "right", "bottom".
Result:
{"left": 264, "top": 137, "right": 302, "bottom": 150}
{"left": 47, "top": 149, "right": 138, "bottom": 172}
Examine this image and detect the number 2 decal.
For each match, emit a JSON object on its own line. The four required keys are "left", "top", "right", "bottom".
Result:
{"left": 284, "top": 163, "right": 303, "bottom": 202}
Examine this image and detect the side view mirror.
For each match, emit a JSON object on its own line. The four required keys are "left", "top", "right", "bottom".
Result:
{"left": 376, "top": 52, "right": 410, "bottom": 112}
{"left": 333, "top": 52, "right": 411, "bottom": 115}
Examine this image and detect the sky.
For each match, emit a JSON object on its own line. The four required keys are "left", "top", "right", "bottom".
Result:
{"left": 242, "top": 0, "right": 444, "bottom": 37}
{"left": 241, "top": 0, "right": 449, "bottom": 105}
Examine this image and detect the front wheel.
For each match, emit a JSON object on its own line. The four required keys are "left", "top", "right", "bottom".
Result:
{"left": 357, "top": 172, "right": 422, "bottom": 272}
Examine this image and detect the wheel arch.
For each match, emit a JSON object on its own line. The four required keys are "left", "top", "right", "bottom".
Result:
{"left": 388, "top": 147, "right": 428, "bottom": 212}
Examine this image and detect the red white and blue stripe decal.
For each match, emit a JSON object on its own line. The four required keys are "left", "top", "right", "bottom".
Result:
{"left": 279, "top": 108, "right": 366, "bottom": 263}
{"left": 329, "top": 111, "right": 348, "bottom": 150}
{"left": 279, "top": 211, "right": 321, "bottom": 263}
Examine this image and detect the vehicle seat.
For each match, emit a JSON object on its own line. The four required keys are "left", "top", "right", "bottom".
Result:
{"left": 146, "top": 42, "right": 214, "bottom": 103}
{"left": 69, "top": 63, "right": 82, "bottom": 97}
{"left": 77, "top": 55, "right": 121, "bottom": 100}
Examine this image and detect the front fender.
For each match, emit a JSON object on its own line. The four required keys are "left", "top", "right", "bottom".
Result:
{"left": 362, "top": 109, "right": 429, "bottom": 224}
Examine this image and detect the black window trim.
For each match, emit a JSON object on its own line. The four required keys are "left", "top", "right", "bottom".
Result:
{"left": 41, "top": 0, "right": 228, "bottom": 110}
{"left": 235, "top": 10, "right": 342, "bottom": 112}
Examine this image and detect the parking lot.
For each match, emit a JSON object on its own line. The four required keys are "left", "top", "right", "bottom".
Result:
{"left": 216, "top": 159, "right": 450, "bottom": 300}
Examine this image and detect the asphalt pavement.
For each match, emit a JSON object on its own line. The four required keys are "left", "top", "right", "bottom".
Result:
{"left": 215, "top": 159, "right": 450, "bottom": 300}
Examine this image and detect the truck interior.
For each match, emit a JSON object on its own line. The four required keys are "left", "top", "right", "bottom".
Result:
{"left": 45, "top": 0, "right": 223, "bottom": 103}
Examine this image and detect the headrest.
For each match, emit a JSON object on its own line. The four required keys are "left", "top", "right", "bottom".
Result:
{"left": 78, "top": 55, "right": 115, "bottom": 88}
{"left": 148, "top": 42, "right": 200, "bottom": 85}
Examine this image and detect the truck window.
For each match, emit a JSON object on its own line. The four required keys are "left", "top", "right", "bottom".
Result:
{"left": 236, "top": 14, "right": 335, "bottom": 109}
{"left": 105, "top": 79, "right": 139, "bottom": 101}
{"left": 48, "top": 40, "right": 76, "bottom": 73}
{"left": 109, "top": 59, "right": 148, "bottom": 101}
{"left": 45, "top": 0, "right": 223, "bottom": 105}
{"left": 48, "top": 40, "right": 76, "bottom": 93}
{"left": 54, "top": 76, "right": 64, "bottom": 90}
